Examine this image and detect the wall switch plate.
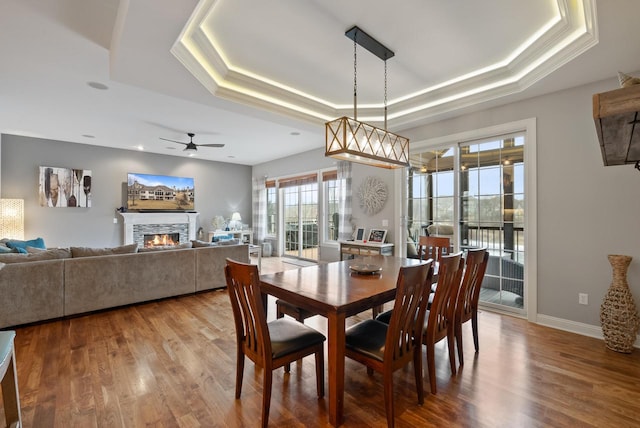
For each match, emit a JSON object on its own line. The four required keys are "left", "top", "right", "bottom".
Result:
{"left": 382, "top": 219, "right": 389, "bottom": 227}
{"left": 113, "top": 218, "right": 118, "bottom": 224}
{"left": 578, "top": 293, "right": 588, "bottom": 305}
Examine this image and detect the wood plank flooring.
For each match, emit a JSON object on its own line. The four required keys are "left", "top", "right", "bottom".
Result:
{"left": 3, "top": 256, "right": 640, "bottom": 427}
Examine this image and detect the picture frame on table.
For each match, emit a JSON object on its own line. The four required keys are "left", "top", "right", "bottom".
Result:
{"left": 354, "top": 227, "right": 366, "bottom": 242}
{"left": 368, "top": 229, "right": 387, "bottom": 243}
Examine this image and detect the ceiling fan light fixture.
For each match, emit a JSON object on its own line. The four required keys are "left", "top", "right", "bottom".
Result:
{"left": 325, "top": 26, "right": 409, "bottom": 169}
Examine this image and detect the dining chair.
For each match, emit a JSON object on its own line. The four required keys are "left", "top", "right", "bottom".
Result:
{"left": 417, "top": 235, "right": 451, "bottom": 262}
{"left": 454, "top": 248, "right": 489, "bottom": 367}
{"left": 0, "top": 330, "right": 21, "bottom": 428}
{"left": 224, "top": 258, "right": 326, "bottom": 428}
{"left": 422, "top": 252, "right": 464, "bottom": 394}
{"left": 344, "top": 261, "right": 434, "bottom": 428}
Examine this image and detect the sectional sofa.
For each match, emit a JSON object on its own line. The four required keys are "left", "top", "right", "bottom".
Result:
{"left": 0, "top": 243, "right": 249, "bottom": 329}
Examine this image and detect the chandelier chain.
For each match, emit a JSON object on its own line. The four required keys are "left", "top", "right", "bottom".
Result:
{"left": 384, "top": 59, "right": 388, "bottom": 128}
{"left": 353, "top": 37, "right": 357, "bottom": 120}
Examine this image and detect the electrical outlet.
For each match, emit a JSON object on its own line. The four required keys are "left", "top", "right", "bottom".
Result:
{"left": 382, "top": 219, "right": 389, "bottom": 227}
{"left": 113, "top": 217, "right": 118, "bottom": 224}
{"left": 578, "top": 293, "right": 588, "bottom": 305}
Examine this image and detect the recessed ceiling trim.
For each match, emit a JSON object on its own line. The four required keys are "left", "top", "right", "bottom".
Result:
{"left": 172, "top": 0, "right": 598, "bottom": 128}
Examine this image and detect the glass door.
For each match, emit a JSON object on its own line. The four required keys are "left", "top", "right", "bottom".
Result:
{"left": 282, "top": 182, "right": 319, "bottom": 261}
{"left": 407, "top": 132, "right": 526, "bottom": 314}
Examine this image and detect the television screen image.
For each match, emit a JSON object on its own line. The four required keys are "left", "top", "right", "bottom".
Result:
{"left": 127, "top": 173, "right": 195, "bottom": 211}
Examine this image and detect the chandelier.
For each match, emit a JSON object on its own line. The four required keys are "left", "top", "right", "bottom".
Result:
{"left": 325, "top": 26, "right": 409, "bottom": 169}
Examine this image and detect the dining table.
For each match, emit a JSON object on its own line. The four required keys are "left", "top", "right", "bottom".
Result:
{"left": 259, "top": 255, "right": 426, "bottom": 427}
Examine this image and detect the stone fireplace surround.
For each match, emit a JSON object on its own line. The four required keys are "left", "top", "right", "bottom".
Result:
{"left": 118, "top": 212, "right": 199, "bottom": 246}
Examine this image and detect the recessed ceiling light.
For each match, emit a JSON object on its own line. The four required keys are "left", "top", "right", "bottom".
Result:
{"left": 82, "top": 134, "right": 95, "bottom": 138}
{"left": 290, "top": 131, "right": 300, "bottom": 136}
{"left": 87, "top": 81, "right": 109, "bottom": 90}
{"left": 166, "top": 146, "right": 176, "bottom": 150}
{"left": 228, "top": 155, "right": 235, "bottom": 158}
{"left": 137, "top": 145, "right": 144, "bottom": 151}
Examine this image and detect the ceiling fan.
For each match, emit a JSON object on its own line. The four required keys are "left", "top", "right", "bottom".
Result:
{"left": 160, "top": 132, "right": 224, "bottom": 153}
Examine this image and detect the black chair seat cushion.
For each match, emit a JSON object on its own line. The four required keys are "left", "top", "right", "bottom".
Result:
{"left": 345, "top": 319, "right": 389, "bottom": 362}
{"left": 375, "top": 293, "right": 434, "bottom": 324}
{"left": 267, "top": 318, "right": 326, "bottom": 359}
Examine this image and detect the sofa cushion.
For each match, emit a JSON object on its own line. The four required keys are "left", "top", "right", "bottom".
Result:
{"left": 0, "top": 248, "right": 71, "bottom": 263}
{"left": 426, "top": 224, "right": 453, "bottom": 236}
{"left": 138, "top": 242, "right": 193, "bottom": 252}
{"left": 0, "top": 244, "right": 15, "bottom": 253}
{"left": 27, "top": 247, "right": 72, "bottom": 258}
{"left": 406, "top": 237, "right": 418, "bottom": 258}
{"left": 5, "top": 237, "right": 46, "bottom": 253}
{"left": 70, "top": 243, "right": 138, "bottom": 258}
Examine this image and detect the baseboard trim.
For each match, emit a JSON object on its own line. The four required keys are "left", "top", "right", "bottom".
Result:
{"left": 536, "top": 314, "right": 640, "bottom": 348}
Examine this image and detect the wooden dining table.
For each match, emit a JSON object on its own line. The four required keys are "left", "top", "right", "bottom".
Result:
{"left": 259, "top": 255, "right": 426, "bottom": 427}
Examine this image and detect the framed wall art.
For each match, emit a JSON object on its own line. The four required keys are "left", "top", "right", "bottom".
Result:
{"left": 39, "top": 166, "right": 92, "bottom": 208}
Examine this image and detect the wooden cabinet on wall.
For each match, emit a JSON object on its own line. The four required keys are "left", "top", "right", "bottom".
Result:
{"left": 593, "top": 84, "right": 640, "bottom": 166}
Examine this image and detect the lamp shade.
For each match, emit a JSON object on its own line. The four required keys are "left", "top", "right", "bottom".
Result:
{"left": 0, "top": 199, "right": 24, "bottom": 240}
{"left": 231, "top": 212, "right": 242, "bottom": 222}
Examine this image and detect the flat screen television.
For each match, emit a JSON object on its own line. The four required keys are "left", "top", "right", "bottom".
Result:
{"left": 127, "top": 173, "right": 195, "bottom": 211}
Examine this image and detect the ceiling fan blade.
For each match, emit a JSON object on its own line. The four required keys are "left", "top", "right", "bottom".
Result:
{"left": 159, "top": 137, "right": 187, "bottom": 145}
{"left": 198, "top": 143, "right": 225, "bottom": 148}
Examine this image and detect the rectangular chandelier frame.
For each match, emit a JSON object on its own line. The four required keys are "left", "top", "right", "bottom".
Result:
{"left": 325, "top": 116, "right": 410, "bottom": 169}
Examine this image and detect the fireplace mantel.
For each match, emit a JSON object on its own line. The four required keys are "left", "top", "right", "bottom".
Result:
{"left": 119, "top": 212, "right": 199, "bottom": 245}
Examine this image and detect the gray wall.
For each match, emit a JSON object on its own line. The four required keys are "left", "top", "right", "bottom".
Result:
{"left": 1, "top": 134, "right": 252, "bottom": 248}
{"left": 253, "top": 77, "right": 640, "bottom": 331}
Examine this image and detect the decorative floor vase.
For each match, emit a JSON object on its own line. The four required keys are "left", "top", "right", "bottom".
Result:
{"left": 600, "top": 254, "right": 640, "bottom": 353}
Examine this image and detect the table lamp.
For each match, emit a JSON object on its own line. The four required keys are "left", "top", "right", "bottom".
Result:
{"left": 231, "top": 212, "right": 242, "bottom": 230}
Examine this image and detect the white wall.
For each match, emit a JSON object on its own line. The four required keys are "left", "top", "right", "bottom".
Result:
{"left": 1, "top": 134, "right": 252, "bottom": 248}
{"left": 253, "top": 76, "right": 640, "bottom": 333}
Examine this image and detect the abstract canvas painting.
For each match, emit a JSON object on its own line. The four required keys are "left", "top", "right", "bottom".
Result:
{"left": 39, "top": 166, "right": 92, "bottom": 208}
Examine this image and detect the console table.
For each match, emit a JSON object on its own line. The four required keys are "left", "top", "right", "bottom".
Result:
{"left": 339, "top": 241, "right": 394, "bottom": 261}
{"left": 208, "top": 229, "right": 253, "bottom": 244}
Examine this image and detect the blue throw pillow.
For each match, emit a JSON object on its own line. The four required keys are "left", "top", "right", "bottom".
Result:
{"left": 6, "top": 237, "right": 46, "bottom": 252}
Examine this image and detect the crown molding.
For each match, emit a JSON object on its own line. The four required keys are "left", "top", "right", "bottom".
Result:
{"left": 171, "top": 0, "right": 598, "bottom": 128}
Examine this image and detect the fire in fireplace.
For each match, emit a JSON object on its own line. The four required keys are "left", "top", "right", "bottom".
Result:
{"left": 144, "top": 233, "right": 180, "bottom": 248}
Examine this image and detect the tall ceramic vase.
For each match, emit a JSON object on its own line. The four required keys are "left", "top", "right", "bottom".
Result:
{"left": 600, "top": 254, "right": 640, "bottom": 353}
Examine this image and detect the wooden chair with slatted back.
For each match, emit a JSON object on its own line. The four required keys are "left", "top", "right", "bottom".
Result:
{"left": 417, "top": 235, "right": 451, "bottom": 262}
{"left": 455, "top": 248, "right": 489, "bottom": 367}
{"left": 422, "top": 252, "right": 464, "bottom": 394}
{"left": 225, "top": 258, "right": 326, "bottom": 428}
{"left": 0, "top": 330, "right": 21, "bottom": 428}
{"left": 344, "top": 261, "right": 434, "bottom": 428}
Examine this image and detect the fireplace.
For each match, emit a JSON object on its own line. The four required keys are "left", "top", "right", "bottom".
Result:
{"left": 144, "top": 233, "right": 180, "bottom": 248}
{"left": 118, "top": 212, "right": 199, "bottom": 246}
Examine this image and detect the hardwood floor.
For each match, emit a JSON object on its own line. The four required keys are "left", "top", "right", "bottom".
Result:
{"left": 3, "top": 256, "right": 640, "bottom": 427}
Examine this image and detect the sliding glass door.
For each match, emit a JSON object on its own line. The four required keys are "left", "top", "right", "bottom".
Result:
{"left": 282, "top": 181, "right": 319, "bottom": 261}
{"left": 408, "top": 132, "right": 527, "bottom": 314}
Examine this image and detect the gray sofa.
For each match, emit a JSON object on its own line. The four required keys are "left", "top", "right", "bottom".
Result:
{"left": 0, "top": 244, "right": 249, "bottom": 329}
